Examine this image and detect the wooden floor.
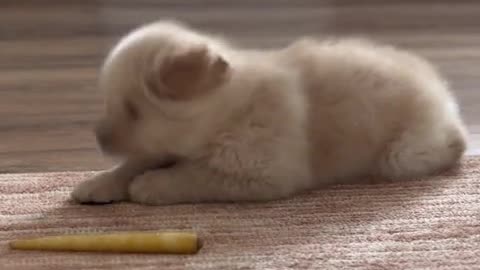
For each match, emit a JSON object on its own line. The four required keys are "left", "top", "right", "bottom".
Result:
{"left": 1, "top": 0, "right": 479, "bottom": 173}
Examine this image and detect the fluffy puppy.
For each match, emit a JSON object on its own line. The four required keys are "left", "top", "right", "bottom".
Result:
{"left": 72, "top": 21, "right": 467, "bottom": 205}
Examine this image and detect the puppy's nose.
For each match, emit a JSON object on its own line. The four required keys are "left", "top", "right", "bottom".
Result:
{"left": 94, "top": 121, "right": 113, "bottom": 152}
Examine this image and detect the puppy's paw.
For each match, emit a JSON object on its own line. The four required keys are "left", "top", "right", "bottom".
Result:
{"left": 128, "top": 172, "right": 173, "bottom": 205}
{"left": 71, "top": 172, "right": 129, "bottom": 204}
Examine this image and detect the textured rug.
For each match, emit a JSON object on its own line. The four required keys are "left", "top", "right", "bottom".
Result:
{"left": 1, "top": 158, "right": 479, "bottom": 270}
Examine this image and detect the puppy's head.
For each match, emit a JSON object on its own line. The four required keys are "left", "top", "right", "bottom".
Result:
{"left": 95, "top": 21, "right": 231, "bottom": 160}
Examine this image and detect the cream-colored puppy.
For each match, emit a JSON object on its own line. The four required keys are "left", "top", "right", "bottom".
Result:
{"left": 72, "top": 21, "right": 467, "bottom": 205}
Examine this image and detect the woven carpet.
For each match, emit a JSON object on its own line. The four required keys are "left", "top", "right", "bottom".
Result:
{"left": 1, "top": 158, "right": 479, "bottom": 270}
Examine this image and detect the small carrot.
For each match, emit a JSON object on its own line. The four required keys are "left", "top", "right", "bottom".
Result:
{"left": 10, "top": 231, "right": 202, "bottom": 254}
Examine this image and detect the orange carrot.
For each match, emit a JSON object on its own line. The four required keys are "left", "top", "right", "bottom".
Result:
{"left": 10, "top": 231, "right": 202, "bottom": 254}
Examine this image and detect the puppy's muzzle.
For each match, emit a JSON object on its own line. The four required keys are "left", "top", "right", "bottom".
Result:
{"left": 94, "top": 120, "right": 116, "bottom": 154}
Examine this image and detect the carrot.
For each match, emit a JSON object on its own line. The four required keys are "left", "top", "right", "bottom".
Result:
{"left": 10, "top": 231, "right": 202, "bottom": 254}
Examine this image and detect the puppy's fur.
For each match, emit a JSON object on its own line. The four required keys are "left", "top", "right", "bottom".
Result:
{"left": 72, "top": 21, "right": 467, "bottom": 205}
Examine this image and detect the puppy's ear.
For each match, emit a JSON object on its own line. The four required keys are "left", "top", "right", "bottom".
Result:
{"left": 147, "top": 45, "right": 230, "bottom": 101}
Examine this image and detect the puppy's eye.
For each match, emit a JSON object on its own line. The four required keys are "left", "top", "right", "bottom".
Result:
{"left": 124, "top": 100, "right": 140, "bottom": 121}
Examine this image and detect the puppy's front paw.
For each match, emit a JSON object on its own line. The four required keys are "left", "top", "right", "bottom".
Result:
{"left": 128, "top": 172, "right": 173, "bottom": 205}
{"left": 71, "top": 172, "right": 129, "bottom": 204}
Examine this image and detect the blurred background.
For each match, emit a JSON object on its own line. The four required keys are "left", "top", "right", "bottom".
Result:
{"left": 1, "top": 0, "right": 479, "bottom": 173}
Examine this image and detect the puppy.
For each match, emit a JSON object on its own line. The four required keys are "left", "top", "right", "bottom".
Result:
{"left": 72, "top": 21, "right": 467, "bottom": 205}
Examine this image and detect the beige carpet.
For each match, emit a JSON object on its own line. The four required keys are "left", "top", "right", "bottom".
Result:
{"left": 1, "top": 158, "right": 479, "bottom": 270}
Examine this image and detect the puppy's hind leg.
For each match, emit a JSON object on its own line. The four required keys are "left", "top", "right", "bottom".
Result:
{"left": 377, "top": 122, "right": 467, "bottom": 180}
